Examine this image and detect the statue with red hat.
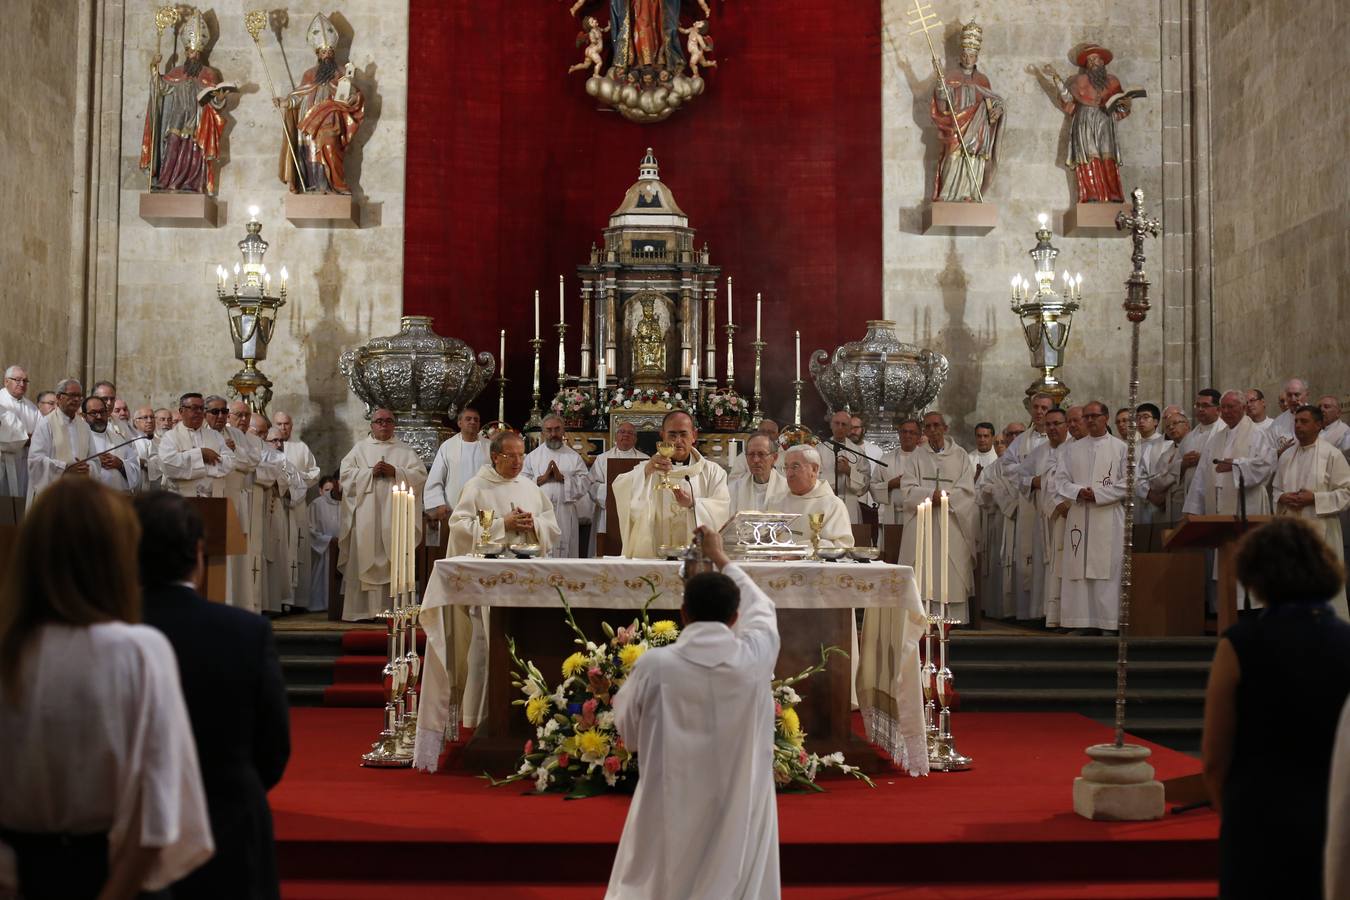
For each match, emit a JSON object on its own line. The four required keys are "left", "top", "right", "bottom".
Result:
{"left": 1039, "top": 44, "right": 1143, "bottom": 204}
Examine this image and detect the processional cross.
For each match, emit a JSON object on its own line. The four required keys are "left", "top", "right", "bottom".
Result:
{"left": 906, "top": 0, "right": 983, "bottom": 202}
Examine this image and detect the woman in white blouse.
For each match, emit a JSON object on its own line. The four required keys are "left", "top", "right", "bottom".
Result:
{"left": 0, "top": 478, "right": 213, "bottom": 899}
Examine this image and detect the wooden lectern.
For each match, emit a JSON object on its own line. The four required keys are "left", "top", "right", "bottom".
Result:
{"left": 1164, "top": 515, "right": 1273, "bottom": 633}
{"left": 184, "top": 497, "right": 245, "bottom": 603}
{"left": 597, "top": 457, "right": 643, "bottom": 557}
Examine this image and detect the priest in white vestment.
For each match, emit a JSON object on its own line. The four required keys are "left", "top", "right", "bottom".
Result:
{"left": 308, "top": 477, "right": 342, "bottom": 613}
{"left": 1145, "top": 414, "right": 1192, "bottom": 525}
{"left": 216, "top": 401, "right": 265, "bottom": 612}
{"left": 423, "top": 407, "right": 487, "bottom": 552}
{"left": 977, "top": 423, "right": 1026, "bottom": 619}
{"left": 606, "top": 527, "right": 780, "bottom": 900}
{"left": 1183, "top": 392, "right": 1277, "bottom": 519}
{"left": 612, "top": 411, "right": 730, "bottom": 558}
{"left": 522, "top": 415, "right": 591, "bottom": 558}
{"left": 587, "top": 421, "right": 648, "bottom": 556}
{"left": 778, "top": 445, "right": 853, "bottom": 547}
{"left": 1246, "top": 389, "right": 1275, "bottom": 436}
{"left": 155, "top": 393, "right": 235, "bottom": 498}
{"left": 822, "top": 411, "right": 875, "bottom": 524}
{"left": 968, "top": 422, "right": 998, "bottom": 476}
{"left": 0, "top": 366, "right": 39, "bottom": 498}
{"left": 1129, "top": 404, "right": 1170, "bottom": 526}
{"left": 337, "top": 410, "right": 428, "bottom": 621}
{"left": 1030, "top": 411, "right": 1072, "bottom": 627}
{"left": 727, "top": 434, "right": 789, "bottom": 517}
{"left": 90, "top": 381, "right": 134, "bottom": 445}
{"left": 1273, "top": 406, "right": 1350, "bottom": 617}
{"left": 727, "top": 418, "right": 783, "bottom": 479}
{"left": 259, "top": 429, "right": 308, "bottom": 613}
{"left": 1006, "top": 396, "right": 1051, "bottom": 616}
{"left": 80, "top": 396, "right": 142, "bottom": 494}
{"left": 899, "top": 413, "right": 977, "bottom": 623}
{"left": 1270, "top": 377, "right": 1309, "bottom": 450}
{"left": 974, "top": 431, "right": 1010, "bottom": 619}
{"left": 875, "top": 419, "right": 921, "bottom": 558}
{"left": 26, "top": 380, "right": 95, "bottom": 501}
{"left": 1056, "top": 402, "right": 1128, "bottom": 633}
{"left": 274, "top": 412, "right": 321, "bottom": 608}
{"left": 1319, "top": 396, "right": 1350, "bottom": 454}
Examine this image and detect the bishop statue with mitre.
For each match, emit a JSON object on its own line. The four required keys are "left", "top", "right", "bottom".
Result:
{"left": 278, "top": 13, "right": 366, "bottom": 194}
{"left": 929, "top": 20, "right": 1004, "bottom": 203}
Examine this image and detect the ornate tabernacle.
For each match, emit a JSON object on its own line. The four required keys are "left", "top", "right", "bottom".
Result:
{"left": 340, "top": 316, "right": 495, "bottom": 465}
{"left": 808, "top": 320, "right": 949, "bottom": 451}
{"left": 577, "top": 148, "right": 723, "bottom": 399}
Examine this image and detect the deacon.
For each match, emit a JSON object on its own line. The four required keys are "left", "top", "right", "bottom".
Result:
{"left": 779, "top": 444, "right": 853, "bottom": 548}
{"left": 606, "top": 528, "right": 780, "bottom": 900}
{"left": 337, "top": 409, "right": 428, "bottom": 622}
{"left": 1028, "top": 408, "right": 1072, "bottom": 627}
{"left": 523, "top": 415, "right": 592, "bottom": 558}
{"left": 275, "top": 411, "right": 322, "bottom": 607}
{"left": 1055, "top": 402, "right": 1128, "bottom": 634}
{"left": 587, "top": 421, "right": 648, "bottom": 555}
{"left": 156, "top": 392, "right": 235, "bottom": 497}
{"left": 447, "top": 430, "right": 561, "bottom": 729}
{"left": 728, "top": 418, "right": 782, "bottom": 478}
{"left": 216, "top": 399, "right": 266, "bottom": 612}
{"left": 875, "top": 419, "right": 921, "bottom": 558}
{"left": 1273, "top": 405, "right": 1350, "bottom": 617}
{"left": 728, "top": 434, "right": 788, "bottom": 517}
{"left": 612, "top": 411, "right": 730, "bottom": 558}
{"left": 424, "top": 406, "right": 487, "bottom": 549}
{"left": 26, "top": 379, "right": 93, "bottom": 501}
{"left": 901, "top": 412, "right": 977, "bottom": 623}
{"left": 1, "top": 366, "right": 39, "bottom": 497}
{"left": 1184, "top": 390, "right": 1277, "bottom": 518}
{"left": 78, "top": 395, "right": 142, "bottom": 494}
{"left": 308, "top": 475, "right": 342, "bottom": 612}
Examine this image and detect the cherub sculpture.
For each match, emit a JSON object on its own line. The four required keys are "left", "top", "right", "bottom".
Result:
{"left": 679, "top": 20, "right": 716, "bottom": 77}
{"left": 569, "top": 16, "right": 610, "bottom": 77}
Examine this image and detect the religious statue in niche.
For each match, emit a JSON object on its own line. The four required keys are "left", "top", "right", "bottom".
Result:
{"left": 276, "top": 14, "right": 366, "bottom": 194}
{"left": 139, "top": 10, "right": 237, "bottom": 194}
{"left": 564, "top": 0, "right": 721, "bottom": 123}
{"left": 632, "top": 296, "right": 668, "bottom": 380}
{"left": 1038, "top": 44, "right": 1145, "bottom": 204}
{"left": 928, "top": 20, "right": 1004, "bottom": 203}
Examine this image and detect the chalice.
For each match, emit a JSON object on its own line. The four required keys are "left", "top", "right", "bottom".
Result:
{"left": 655, "top": 442, "right": 677, "bottom": 491}
{"left": 807, "top": 512, "right": 826, "bottom": 559}
{"left": 475, "top": 508, "right": 495, "bottom": 555}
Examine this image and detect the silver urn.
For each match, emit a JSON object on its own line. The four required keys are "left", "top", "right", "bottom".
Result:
{"left": 339, "top": 315, "right": 495, "bottom": 465}
{"left": 809, "top": 320, "right": 949, "bottom": 451}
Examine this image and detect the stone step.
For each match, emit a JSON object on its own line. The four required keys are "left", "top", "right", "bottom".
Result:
{"left": 280, "top": 656, "right": 336, "bottom": 687}
{"left": 287, "top": 684, "right": 328, "bottom": 707}
{"left": 960, "top": 687, "right": 1205, "bottom": 720}
{"left": 272, "top": 630, "right": 345, "bottom": 658}
{"left": 951, "top": 634, "right": 1217, "bottom": 663}
{"left": 952, "top": 659, "right": 1211, "bottom": 691}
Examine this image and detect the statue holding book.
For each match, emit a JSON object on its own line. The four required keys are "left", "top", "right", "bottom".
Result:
{"left": 1040, "top": 43, "right": 1144, "bottom": 203}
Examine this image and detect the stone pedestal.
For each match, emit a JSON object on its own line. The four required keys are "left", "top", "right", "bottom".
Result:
{"left": 922, "top": 202, "right": 998, "bottom": 235}
{"left": 285, "top": 193, "right": 359, "bottom": 228}
{"left": 1064, "top": 202, "right": 1129, "bottom": 236}
{"left": 1073, "top": 742, "right": 1165, "bottom": 821}
{"left": 138, "top": 193, "right": 219, "bottom": 227}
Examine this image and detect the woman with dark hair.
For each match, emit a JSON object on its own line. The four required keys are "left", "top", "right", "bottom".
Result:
{"left": 1203, "top": 516, "right": 1350, "bottom": 899}
{"left": 0, "top": 479, "right": 212, "bottom": 899}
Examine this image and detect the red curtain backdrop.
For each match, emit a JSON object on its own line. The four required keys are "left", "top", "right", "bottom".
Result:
{"left": 404, "top": 1, "right": 882, "bottom": 428}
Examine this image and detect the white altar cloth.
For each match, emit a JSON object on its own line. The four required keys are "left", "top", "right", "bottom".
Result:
{"left": 416, "top": 557, "right": 928, "bottom": 775}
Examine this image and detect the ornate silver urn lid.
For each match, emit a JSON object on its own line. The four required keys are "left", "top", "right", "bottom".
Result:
{"left": 809, "top": 320, "right": 949, "bottom": 451}
{"left": 339, "top": 316, "right": 494, "bottom": 464}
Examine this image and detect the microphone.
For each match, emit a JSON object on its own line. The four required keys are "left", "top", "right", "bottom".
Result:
{"left": 70, "top": 433, "right": 152, "bottom": 467}
{"left": 817, "top": 436, "right": 885, "bottom": 466}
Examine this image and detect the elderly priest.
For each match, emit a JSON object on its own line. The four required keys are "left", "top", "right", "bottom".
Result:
{"left": 156, "top": 392, "right": 236, "bottom": 498}
{"left": 612, "top": 410, "right": 729, "bottom": 557}
{"left": 728, "top": 433, "right": 789, "bottom": 517}
{"left": 900, "top": 412, "right": 977, "bottom": 623}
{"left": 778, "top": 444, "right": 853, "bottom": 547}
{"left": 337, "top": 409, "right": 428, "bottom": 621}
{"left": 522, "top": 415, "right": 591, "bottom": 558}
{"left": 26, "top": 379, "right": 96, "bottom": 500}
{"left": 1273, "top": 405, "right": 1350, "bottom": 618}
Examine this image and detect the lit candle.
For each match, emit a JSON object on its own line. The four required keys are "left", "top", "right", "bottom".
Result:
{"left": 727, "top": 276, "right": 733, "bottom": 324}
{"left": 795, "top": 330, "right": 801, "bottom": 381}
{"left": 280, "top": 266, "right": 288, "bottom": 293}
{"left": 1037, "top": 212, "right": 1048, "bottom": 229}
{"left": 559, "top": 275, "right": 565, "bottom": 325}
{"left": 940, "top": 490, "right": 949, "bottom": 610}
{"left": 390, "top": 486, "right": 402, "bottom": 595}
{"left": 913, "top": 499, "right": 926, "bottom": 599}
{"left": 407, "top": 483, "right": 417, "bottom": 596}
{"left": 755, "top": 292, "right": 762, "bottom": 342}
{"left": 248, "top": 204, "right": 260, "bottom": 223}
{"left": 264, "top": 273, "right": 271, "bottom": 293}
{"left": 691, "top": 358, "right": 699, "bottom": 391}
{"left": 499, "top": 329, "right": 506, "bottom": 377}
{"left": 534, "top": 290, "right": 540, "bottom": 338}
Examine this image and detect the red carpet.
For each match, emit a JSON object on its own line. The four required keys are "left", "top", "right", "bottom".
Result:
{"left": 273, "top": 708, "right": 1218, "bottom": 896}
{"left": 321, "top": 630, "right": 425, "bottom": 707}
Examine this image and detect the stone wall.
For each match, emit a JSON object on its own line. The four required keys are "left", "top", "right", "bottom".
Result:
{"left": 1208, "top": 0, "right": 1350, "bottom": 406}
{"left": 105, "top": 0, "right": 409, "bottom": 472}
{"left": 881, "top": 0, "right": 1182, "bottom": 440}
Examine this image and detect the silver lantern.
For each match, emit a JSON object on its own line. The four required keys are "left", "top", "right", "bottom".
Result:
{"left": 809, "top": 320, "right": 949, "bottom": 451}
{"left": 339, "top": 316, "right": 495, "bottom": 465}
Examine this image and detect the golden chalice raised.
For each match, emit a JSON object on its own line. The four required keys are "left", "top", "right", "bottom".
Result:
{"left": 474, "top": 508, "right": 496, "bottom": 556}
{"left": 655, "top": 442, "right": 677, "bottom": 491}
{"left": 807, "top": 511, "right": 826, "bottom": 559}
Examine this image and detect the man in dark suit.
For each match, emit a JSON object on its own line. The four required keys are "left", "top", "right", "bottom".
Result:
{"left": 135, "top": 490, "right": 290, "bottom": 899}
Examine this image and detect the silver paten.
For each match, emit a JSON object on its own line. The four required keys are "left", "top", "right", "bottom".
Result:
{"left": 809, "top": 320, "right": 949, "bottom": 451}
{"left": 339, "top": 316, "right": 495, "bottom": 466}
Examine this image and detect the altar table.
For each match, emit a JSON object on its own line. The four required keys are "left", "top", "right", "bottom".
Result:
{"left": 414, "top": 557, "right": 928, "bottom": 776}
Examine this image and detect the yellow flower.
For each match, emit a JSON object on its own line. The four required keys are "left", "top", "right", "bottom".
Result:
{"left": 577, "top": 729, "right": 610, "bottom": 760}
{"left": 619, "top": 643, "right": 647, "bottom": 670}
{"left": 562, "top": 652, "right": 589, "bottom": 679}
{"left": 779, "top": 707, "right": 803, "bottom": 745}
{"left": 525, "top": 696, "right": 551, "bottom": 726}
{"left": 650, "top": 620, "right": 678, "bottom": 637}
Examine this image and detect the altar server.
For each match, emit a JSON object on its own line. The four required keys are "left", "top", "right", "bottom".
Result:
{"left": 274, "top": 411, "right": 321, "bottom": 607}
{"left": 606, "top": 527, "right": 780, "bottom": 900}
{"left": 779, "top": 444, "right": 853, "bottom": 547}
{"left": 1184, "top": 390, "right": 1277, "bottom": 518}
{"left": 612, "top": 411, "right": 730, "bottom": 558}
{"left": 900, "top": 412, "right": 977, "bottom": 623}
{"left": 424, "top": 406, "right": 487, "bottom": 548}
{"left": 26, "top": 379, "right": 94, "bottom": 501}
{"left": 728, "top": 434, "right": 788, "bottom": 518}
{"left": 587, "top": 421, "right": 648, "bottom": 555}
{"left": 974, "top": 423, "right": 1018, "bottom": 619}
{"left": 337, "top": 409, "right": 427, "bottom": 621}
{"left": 0, "top": 365, "right": 39, "bottom": 497}
{"left": 156, "top": 392, "right": 235, "bottom": 498}
{"left": 968, "top": 421, "right": 998, "bottom": 474}
{"left": 308, "top": 476, "right": 343, "bottom": 612}
{"left": 1056, "top": 402, "right": 1128, "bottom": 633}
{"left": 1130, "top": 403, "right": 1170, "bottom": 526}
{"left": 1273, "top": 405, "right": 1350, "bottom": 617}
{"left": 523, "top": 414, "right": 591, "bottom": 558}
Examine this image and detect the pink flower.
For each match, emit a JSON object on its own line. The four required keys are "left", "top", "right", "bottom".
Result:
{"left": 558, "top": 752, "right": 570, "bottom": 767}
{"left": 588, "top": 667, "right": 611, "bottom": 696}
{"left": 604, "top": 756, "right": 621, "bottom": 774}
{"left": 799, "top": 749, "right": 809, "bottom": 765}
{"left": 581, "top": 698, "right": 598, "bottom": 728}
{"left": 774, "top": 701, "right": 783, "bottom": 716}
{"left": 524, "top": 740, "right": 534, "bottom": 755}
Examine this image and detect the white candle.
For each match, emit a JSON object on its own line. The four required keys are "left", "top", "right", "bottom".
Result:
{"left": 407, "top": 483, "right": 417, "bottom": 595}
{"left": 913, "top": 499, "right": 925, "bottom": 600}
{"left": 280, "top": 266, "right": 288, "bottom": 293}
{"left": 756, "top": 292, "right": 762, "bottom": 342}
{"left": 558, "top": 275, "right": 565, "bottom": 325}
{"left": 924, "top": 499, "right": 934, "bottom": 601}
{"left": 390, "top": 486, "right": 402, "bottom": 595}
{"left": 499, "top": 329, "right": 506, "bottom": 376}
{"left": 534, "top": 290, "right": 540, "bottom": 338}
{"left": 940, "top": 490, "right": 949, "bottom": 610}
{"left": 691, "top": 359, "right": 699, "bottom": 391}
{"left": 598, "top": 360, "right": 607, "bottom": 391}
{"left": 727, "top": 276, "right": 733, "bottom": 324}
{"left": 795, "top": 330, "right": 801, "bottom": 381}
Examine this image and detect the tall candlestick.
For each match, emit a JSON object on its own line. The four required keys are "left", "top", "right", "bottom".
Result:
{"left": 923, "top": 499, "right": 933, "bottom": 601}
{"left": 598, "top": 360, "right": 607, "bottom": 391}
{"left": 499, "top": 329, "right": 506, "bottom": 376}
{"left": 407, "top": 483, "right": 417, "bottom": 595}
{"left": 727, "top": 276, "right": 733, "bottom": 324}
{"left": 390, "top": 486, "right": 403, "bottom": 595}
{"left": 940, "top": 491, "right": 950, "bottom": 611}
{"left": 534, "top": 290, "right": 540, "bottom": 338}
{"left": 914, "top": 499, "right": 926, "bottom": 600}
{"left": 559, "top": 275, "right": 565, "bottom": 324}
{"left": 795, "top": 330, "right": 801, "bottom": 381}
{"left": 691, "top": 358, "right": 699, "bottom": 391}
{"left": 756, "top": 292, "right": 762, "bottom": 342}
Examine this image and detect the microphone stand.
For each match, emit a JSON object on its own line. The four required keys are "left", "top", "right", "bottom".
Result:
{"left": 69, "top": 434, "right": 152, "bottom": 467}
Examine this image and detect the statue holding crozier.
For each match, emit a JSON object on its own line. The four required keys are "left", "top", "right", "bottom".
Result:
{"left": 929, "top": 20, "right": 1005, "bottom": 203}
{"left": 277, "top": 13, "right": 367, "bottom": 194}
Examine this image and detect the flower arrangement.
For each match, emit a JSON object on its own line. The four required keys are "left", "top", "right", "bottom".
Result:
{"left": 604, "top": 387, "right": 694, "bottom": 413}
{"left": 550, "top": 387, "right": 598, "bottom": 422}
{"left": 488, "top": 585, "right": 873, "bottom": 798}
{"left": 698, "top": 388, "right": 751, "bottom": 431}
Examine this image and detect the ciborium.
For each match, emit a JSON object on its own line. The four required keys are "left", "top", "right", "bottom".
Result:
{"left": 809, "top": 321, "right": 949, "bottom": 452}
{"left": 340, "top": 316, "right": 495, "bottom": 467}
